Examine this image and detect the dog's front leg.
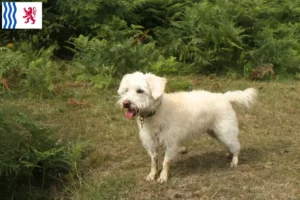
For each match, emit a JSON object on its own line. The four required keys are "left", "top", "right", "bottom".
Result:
{"left": 157, "top": 145, "right": 179, "bottom": 183}
{"left": 145, "top": 148, "right": 158, "bottom": 181}
{"left": 139, "top": 131, "right": 158, "bottom": 181}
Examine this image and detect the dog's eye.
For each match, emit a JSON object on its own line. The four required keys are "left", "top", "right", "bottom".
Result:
{"left": 137, "top": 89, "right": 144, "bottom": 94}
{"left": 125, "top": 88, "right": 128, "bottom": 92}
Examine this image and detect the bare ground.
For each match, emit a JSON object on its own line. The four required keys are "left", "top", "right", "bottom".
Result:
{"left": 3, "top": 76, "right": 300, "bottom": 199}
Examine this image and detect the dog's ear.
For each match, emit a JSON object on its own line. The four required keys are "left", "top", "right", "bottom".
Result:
{"left": 145, "top": 73, "right": 167, "bottom": 99}
{"left": 117, "top": 82, "right": 123, "bottom": 95}
{"left": 117, "top": 74, "right": 129, "bottom": 95}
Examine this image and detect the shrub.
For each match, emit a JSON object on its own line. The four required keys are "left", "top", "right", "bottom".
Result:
{"left": 0, "top": 47, "right": 27, "bottom": 81}
{"left": 67, "top": 34, "right": 161, "bottom": 86}
{"left": 2, "top": 0, "right": 300, "bottom": 77}
{"left": 0, "top": 42, "right": 66, "bottom": 97}
{"left": 150, "top": 55, "right": 182, "bottom": 75}
{"left": 0, "top": 106, "right": 86, "bottom": 199}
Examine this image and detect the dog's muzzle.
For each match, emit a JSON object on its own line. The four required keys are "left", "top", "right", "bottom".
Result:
{"left": 123, "top": 100, "right": 138, "bottom": 120}
{"left": 123, "top": 100, "right": 130, "bottom": 109}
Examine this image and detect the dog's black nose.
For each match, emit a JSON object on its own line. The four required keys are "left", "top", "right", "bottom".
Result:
{"left": 123, "top": 100, "right": 130, "bottom": 108}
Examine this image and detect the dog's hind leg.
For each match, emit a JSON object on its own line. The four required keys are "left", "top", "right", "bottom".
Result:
{"left": 223, "top": 137, "right": 240, "bottom": 167}
{"left": 213, "top": 120, "right": 241, "bottom": 167}
{"left": 207, "top": 129, "right": 233, "bottom": 159}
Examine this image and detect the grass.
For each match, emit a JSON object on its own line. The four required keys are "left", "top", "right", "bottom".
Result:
{"left": 1, "top": 75, "right": 300, "bottom": 199}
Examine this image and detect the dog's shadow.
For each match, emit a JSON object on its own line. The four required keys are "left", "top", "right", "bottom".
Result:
{"left": 171, "top": 147, "right": 261, "bottom": 177}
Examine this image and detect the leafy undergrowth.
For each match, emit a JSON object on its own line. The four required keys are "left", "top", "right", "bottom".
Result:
{"left": 0, "top": 105, "right": 87, "bottom": 199}
{"left": 1, "top": 76, "right": 300, "bottom": 199}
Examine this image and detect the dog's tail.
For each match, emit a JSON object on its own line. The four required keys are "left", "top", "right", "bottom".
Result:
{"left": 224, "top": 88, "right": 258, "bottom": 109}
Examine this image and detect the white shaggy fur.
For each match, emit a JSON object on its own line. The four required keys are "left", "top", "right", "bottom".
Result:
{"left": 117, "top": 72, "right": 258, "bottom": 183}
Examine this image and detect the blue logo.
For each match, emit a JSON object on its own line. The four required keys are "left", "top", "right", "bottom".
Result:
{"left": 2, "top": 2, "right": 17, "bottom": 29}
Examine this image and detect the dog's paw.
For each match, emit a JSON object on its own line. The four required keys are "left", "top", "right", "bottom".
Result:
{"left": 157, "top": 176, "right": 168, "bottom": 183}
{"left": 230, "top": 162, "right": 237, "bottom": 168}
{"left": 145, "top": 173, "right": 156, "bottom": 181}
{"left": 157, "top": 172, "right": 168, "bottom": 183}
{"left": 230, "top": 156, "right": 238, "bottom": 168}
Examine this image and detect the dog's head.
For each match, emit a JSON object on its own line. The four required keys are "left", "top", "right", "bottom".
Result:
{"left": 117, "top": 72, "right": 167, "bottom": 119}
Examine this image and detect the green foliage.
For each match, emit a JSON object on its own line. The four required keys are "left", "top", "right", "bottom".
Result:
{"left": 0, "top": 42, "right": 65, "bottom": 97}
{"left": 64, "top": 0, "right": 300, "bottom": 76}
{"left": 0, "top": 106, "right": 86, "bottom": 199}
{"left": 67, "top": 34, "right": 162, "bottom": 88}
{"left": 150, "top": 55, "right": 182, "bottom": 75}
{"left": 2, "top": 0, "right": 300, "bottom": 79}
{"left": 68, "top": 33, "right": 159, "bottom": 75}
{"left": 154, "top": 1, "right": 247, "bottom": 72}
{"left": 249, "top": 22, "right": 300, "bottom": 74}
{"left": 22, "top": 44, "right": 63, "bottom": 97}
{"left": 152, "top": 0, "right": 300, "bottom": 74}
{"left": 0, "top": 47, "right": 27, "bottom": 80}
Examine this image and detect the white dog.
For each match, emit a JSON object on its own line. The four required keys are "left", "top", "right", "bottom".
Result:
{"left": 117, "top": 72, "right": 257, "bottom": 183}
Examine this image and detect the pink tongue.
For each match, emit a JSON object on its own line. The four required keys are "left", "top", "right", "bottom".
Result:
{"left": 125, "top": 110, "right": 135, "bottom": 119}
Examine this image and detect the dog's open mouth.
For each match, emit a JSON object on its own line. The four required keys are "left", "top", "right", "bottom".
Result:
{"left": 125, "top": 108, "right": 138, "bottom": 120}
